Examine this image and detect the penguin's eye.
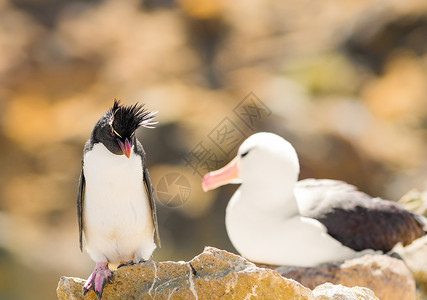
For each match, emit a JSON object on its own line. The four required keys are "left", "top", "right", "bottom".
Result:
{"left": 110, "top": 126, "right": 122, "bottom": 138}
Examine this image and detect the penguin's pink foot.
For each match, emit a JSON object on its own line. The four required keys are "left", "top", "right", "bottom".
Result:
{"left": 83, "top": 262, "right": 112, "bottom": 299}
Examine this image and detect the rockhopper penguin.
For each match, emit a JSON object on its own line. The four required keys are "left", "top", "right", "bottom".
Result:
{"left": 77, "top": 100, "right": 161, "bottom": 299}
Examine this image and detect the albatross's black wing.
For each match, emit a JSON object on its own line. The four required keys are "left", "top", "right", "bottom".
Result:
{"left": 296, "top": 179, "right": 425, "bottom": 252}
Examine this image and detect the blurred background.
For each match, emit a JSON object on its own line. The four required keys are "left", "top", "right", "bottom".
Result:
{"left": 1, "top": 0, "right": 427, "bottom": 299}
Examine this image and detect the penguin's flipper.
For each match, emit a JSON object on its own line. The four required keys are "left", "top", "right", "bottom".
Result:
{"left": 143, "top": 166, "right": 161, "bottom": 248}
{"left": 77, "top": 168, "right": 85, "bottom": 252}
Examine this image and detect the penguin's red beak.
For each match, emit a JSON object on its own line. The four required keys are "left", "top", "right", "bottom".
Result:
{"left": 118, "top": 138, "right": 132, "bottom": 158}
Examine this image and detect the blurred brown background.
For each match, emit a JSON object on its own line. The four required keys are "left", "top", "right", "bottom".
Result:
{"left": 1, "top": 0, "right": 427, "bottom": 299}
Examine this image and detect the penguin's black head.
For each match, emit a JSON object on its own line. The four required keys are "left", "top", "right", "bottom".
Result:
{"left": 92, "top": 99, "right": 157, "bottom": 158}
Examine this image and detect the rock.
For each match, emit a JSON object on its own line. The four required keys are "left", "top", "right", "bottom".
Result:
{"left": 397, "top": 190, "right": 427, "bottom": 298}
{"left": 398, "top": 189, "right": 427, "bottom": 217}
{"left": 57, "top": 247, "right": 384, "bottom": 299}
{"left": 394, "top": 236, "right": 427, "bottom": 297}
{"left": 313, "top": 283, "right": 378, "bottom": 300}
{"left": 57, "top": 247, "right": 315, "bottom": 300}
{"left": 276, "top": 254, "right": 416, "bottom": 300}
{"left": 57, "top": 277, "right": 87, "bottom": 299}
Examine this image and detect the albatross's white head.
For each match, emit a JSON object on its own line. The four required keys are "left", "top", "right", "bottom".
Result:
{"left": 202, "top": 132, "right": 300, "bottom": 202}
{"left": 202, "top": 132, "right": 307, "bottom": 265}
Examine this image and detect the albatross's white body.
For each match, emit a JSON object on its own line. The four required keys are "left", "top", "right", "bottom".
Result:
{"left": 202, "top": 132, "right": 376, "bottom": 267}
{"left": 225, "top": 186, "right": 360, "bottom": 267}
{"left": 83, "top": 143, "right": 155, "bottom": 265}
{"left": 225, "top": 134, "right": 361, "bottom": 266}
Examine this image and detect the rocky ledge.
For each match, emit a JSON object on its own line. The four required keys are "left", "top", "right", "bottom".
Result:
{"left": 57, "top": 247, "right": 414, "bottom": 300}
{"left": 275, "top": 253, "right": 415, "bottom": 300}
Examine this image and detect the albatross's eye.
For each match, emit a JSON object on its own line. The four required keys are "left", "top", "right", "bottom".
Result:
{"left": 241, "top": 151, "right": 249, "bottom": 158}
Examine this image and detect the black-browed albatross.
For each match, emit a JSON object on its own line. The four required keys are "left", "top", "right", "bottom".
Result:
{"left": 202, "top": 132, "right": 425, "bottom": 267}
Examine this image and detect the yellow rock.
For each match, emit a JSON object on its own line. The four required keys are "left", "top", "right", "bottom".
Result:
{"left": 57, "top": 247, "right": 381, "bottom": 300}
{"left": 57, "top": 247, "right": 314, "bottom": 299}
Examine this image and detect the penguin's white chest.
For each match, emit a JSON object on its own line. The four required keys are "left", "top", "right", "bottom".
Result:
{"left": 83, "top": 143, "right": 155, "bottom": 264}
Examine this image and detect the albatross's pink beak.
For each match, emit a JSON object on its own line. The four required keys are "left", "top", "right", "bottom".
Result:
{"left": 202, "top": 156, "right": 239, "bottom": 191}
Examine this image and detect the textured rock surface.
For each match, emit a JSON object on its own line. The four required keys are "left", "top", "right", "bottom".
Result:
{"left": 57, "top": 247, "right": 383, "bottom": 300}
{"left": 57, "top": 247, "right": 315, "bottom": 299}
{"left": 313, "top": 283, "right": 378, "bottom": 300}
{"left": 276, "top": 254, "right": 416, "bottom": 300}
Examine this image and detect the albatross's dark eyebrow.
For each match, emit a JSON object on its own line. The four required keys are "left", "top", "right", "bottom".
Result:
{"left": 240, "top": 150, "right": 250, "bottom": 157}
